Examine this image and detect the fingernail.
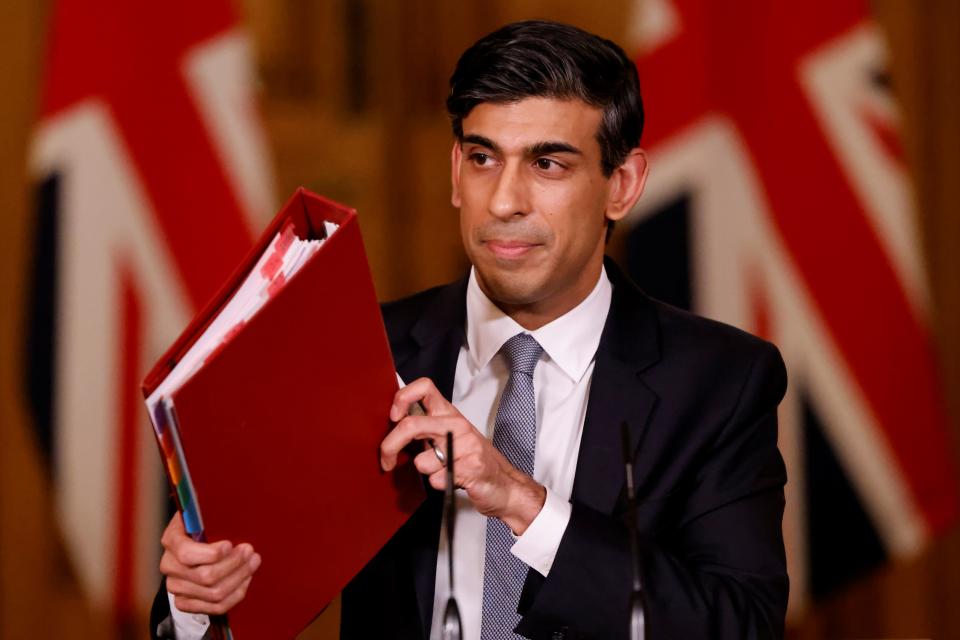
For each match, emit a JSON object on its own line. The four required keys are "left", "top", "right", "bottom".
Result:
{"left": 389, "top": 405, "right": 399, "bottom": 422}
{"left": 220, "top": 541, "right": 233, "bottom": 554}
{"left": 243, "top": 546, "right": 253, "bottom": 560}
{"left": 250, "top": 553, "right": 262, "bottom": 570}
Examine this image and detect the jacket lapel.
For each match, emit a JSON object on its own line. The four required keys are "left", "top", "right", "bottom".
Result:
{"left": 393, "top": 278, "right": 467, "bottom": 397}
{"left": 572, "top": 260, "right": 661, "bottom": 515}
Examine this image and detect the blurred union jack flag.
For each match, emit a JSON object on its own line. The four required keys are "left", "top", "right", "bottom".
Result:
{"left": 625, "top": 0, "right": 957, "bottom": 617}
{"left": 25, "top": 0, "right": 272, "bottom": 632}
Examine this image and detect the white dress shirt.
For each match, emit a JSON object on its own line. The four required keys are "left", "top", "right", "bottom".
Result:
{"left": 429, "top": 267, "right": 611, "bottom": 640}
{"left": 166, "top": 592, "right": 210, "bottom": 638}
{"left": 169, "top": 266, "right": 611, "bottom": 640}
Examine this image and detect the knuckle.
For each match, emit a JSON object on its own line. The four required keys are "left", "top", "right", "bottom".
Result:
{"left": 394, "top": 389, "right": 412, "bottom": 407}
{"left": 170, "top": 542, "right": 187, "bottom": 561}
{"left": 393, "top": 420, "right": 415, "bottom": 443}
{"left": 209, "top": 586, "right": 226, "bottom": 602}
{"left": 197, "top": 566, "right": 215, "bottom": 586}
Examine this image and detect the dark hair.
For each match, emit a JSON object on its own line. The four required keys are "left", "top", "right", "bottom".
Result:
{"left": 447, "top": 20, "right": 644, "bottom": 177}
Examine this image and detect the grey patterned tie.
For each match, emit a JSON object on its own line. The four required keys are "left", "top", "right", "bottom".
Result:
{"left": 480, "top": 333, "right": 543, "bottom": 639}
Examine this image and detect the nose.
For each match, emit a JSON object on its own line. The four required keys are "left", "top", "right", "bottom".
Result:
{"left": 488, "top": 160, "right": 531, "bottom": 220}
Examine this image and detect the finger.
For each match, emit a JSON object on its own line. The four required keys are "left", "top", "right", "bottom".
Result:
{"left": 174, "top": 536, "right": 234, "bottom": 567}
{"left": 160, "top": 512, "right": 185, "bottom": 548}
{"left": 380, "top": 415, "right": 460, "bottom": 471}
{"left": 413, "top": 448, "right": 444, "bottom": 477}
{"left": 422, "top": 437, "right": 453, "bottom": 465}
{"left": 174, "top": 575, "right": 253, "bottom": 616}
{"left": 167, "top": 550, "right": 260, "bottom": 603}
{"left": 161, "top": 511, "right": 234, "bottom": 566}
{"left": 159, "top": 548, "right": 188, "bottom": 579}
{"left": 449, "top": 427, "right": 484, "bottom": 460}
{"left": 186, "top": 544, "right": 254, "bottom": 587}
{"left": 160, "top": 542, "right": 247, "bottom": 582}
{"left": 216, "top": 574, "right": 254, "bottom": 614}
{"left": 390, "top": 377, "right": 457, "bottom": 421}
{"left": 428, "top": 468, "right": 447, "bottom": 491}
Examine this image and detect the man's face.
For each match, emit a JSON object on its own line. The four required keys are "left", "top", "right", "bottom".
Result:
{"left": 452, "top": 97, "right": 622, "bottom": 321}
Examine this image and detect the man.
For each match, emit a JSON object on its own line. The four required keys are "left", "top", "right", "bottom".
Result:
{"left": 153, "top": 20, "right": 788, "bottom": 639}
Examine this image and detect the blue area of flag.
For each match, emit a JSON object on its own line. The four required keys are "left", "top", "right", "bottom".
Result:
{"left": 25, "top": 173, "right": 61, "bottom": 469}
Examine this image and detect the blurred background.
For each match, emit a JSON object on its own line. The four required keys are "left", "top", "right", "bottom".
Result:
{"left": 1, "top": 0, "right": 959, "bottom": 638}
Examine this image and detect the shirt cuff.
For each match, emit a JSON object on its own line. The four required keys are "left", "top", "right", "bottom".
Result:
{"left": 509, "top": 487, "right": 572, "bottom": 577}
{"left": 168, "top": 591, "right": 211, "bottom": 640}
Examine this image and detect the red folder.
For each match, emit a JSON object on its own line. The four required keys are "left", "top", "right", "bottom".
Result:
{"left": 142, "top": 188, "right": 424, "bottom": 638}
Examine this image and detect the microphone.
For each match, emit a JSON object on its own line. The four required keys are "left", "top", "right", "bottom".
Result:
{"left": 621, "top": 421, "right": 646, "bottom": 640}
{"left": 440, "top": 431, "right": 463, "bottom": 640}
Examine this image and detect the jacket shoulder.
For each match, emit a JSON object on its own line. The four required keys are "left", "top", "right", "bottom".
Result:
{"left": 654, "top": 298, "right": 779, "bottom": 356}
{"left": 648, "top": 298, "right": 787, "bottom": 398}
{"left": 380, "top": 277, "right": 466, "bottom": 346}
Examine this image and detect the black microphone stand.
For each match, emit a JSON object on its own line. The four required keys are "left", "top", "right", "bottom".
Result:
{"left": 622, "top": 422, "right": 647, "bottom": 640}
{"left": 441, "top": 431, "right": 463, "bottom": 640}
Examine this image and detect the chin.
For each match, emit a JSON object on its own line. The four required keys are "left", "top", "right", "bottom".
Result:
{"left": 474, "top": 264, "right": 549, "bottom": 307}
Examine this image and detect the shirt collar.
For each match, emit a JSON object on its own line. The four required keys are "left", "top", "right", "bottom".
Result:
{"left": 465, "top": 265, "right": 612, "bottom": 383}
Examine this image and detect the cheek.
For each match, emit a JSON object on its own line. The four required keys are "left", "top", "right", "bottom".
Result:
{"left": 458, "top": 193, "right": 483, "bottom": 240}
{"left": 538, "top": 182, "right": 607, "bottom": 248}
{"left": 458, "top": 175, "right": 492, "bottom": 221}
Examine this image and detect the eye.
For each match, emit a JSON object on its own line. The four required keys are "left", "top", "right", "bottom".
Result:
{"left": 470, "top": 152, "right": 491, "bottom": 166}
{"left": 535, "top": 158, "right": 562, "bottom": 171}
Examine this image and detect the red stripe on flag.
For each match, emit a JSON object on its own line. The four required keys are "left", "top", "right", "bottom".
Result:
{"left": 732, "top": 26, "right": 957, "bottom": 534}
{"left": 637, "top": 0, "right": 958, "bottom": 532}
{"left": 38, "top": 0, "right": 254, "bottom": 309}
{"left": 113, "top": 267, "right": 142, "bottom": 630}
{"left": 634, "top": 3, "right": 708, "bottom": 149}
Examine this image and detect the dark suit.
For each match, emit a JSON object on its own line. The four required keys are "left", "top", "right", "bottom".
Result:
{"left": 153, "top": 259, "right": 788, "bottom": 639}
{"left": 341, "top": 260, "right": 788, "bottom": 639}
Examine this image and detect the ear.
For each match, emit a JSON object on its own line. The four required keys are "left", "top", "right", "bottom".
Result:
{"left": 604, "top": 148, "right": 649, "bottom": 223}
{"left": 450, "top": 140, "right": 463, "bottom": 208}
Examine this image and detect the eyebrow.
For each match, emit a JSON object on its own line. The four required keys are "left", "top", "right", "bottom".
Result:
{"left": 461, "top": 134, "right": 583, "bottom": 157}
{"left": 528, "top": 141, "right": 582, "bottom": 156}
{"left": 462, "top": 134, "right": 502, "bottom": 154}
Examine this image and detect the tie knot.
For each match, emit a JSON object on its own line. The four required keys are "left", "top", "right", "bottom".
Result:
{"left": 500, "top": 333, "right": 543, "bottom": 376}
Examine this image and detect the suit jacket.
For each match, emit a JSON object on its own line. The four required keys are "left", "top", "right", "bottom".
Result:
{"left": 341, "top": 259, "right": 788, "bottom": 639}
{"left": 152, "top": 259, "right": 788, "bottom": 639}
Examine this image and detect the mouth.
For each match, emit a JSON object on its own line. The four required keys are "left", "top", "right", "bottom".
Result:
{"left": 482, "top": 239, "right": 541, "bottom": 259}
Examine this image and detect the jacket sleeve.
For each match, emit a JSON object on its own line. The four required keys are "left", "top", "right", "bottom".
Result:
{"left": 150, "top": 577, "right": 176, "bottom": 639}
{"left": 517, "top": 343, "right": 789, "bottom": 640}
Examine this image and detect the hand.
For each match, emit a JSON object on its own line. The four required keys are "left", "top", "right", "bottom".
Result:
{"left": 380, "top": 377, "right": 546, "bottom": 534}
{"left": 159, "top": 513, "right": 261, "bottom": 615}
